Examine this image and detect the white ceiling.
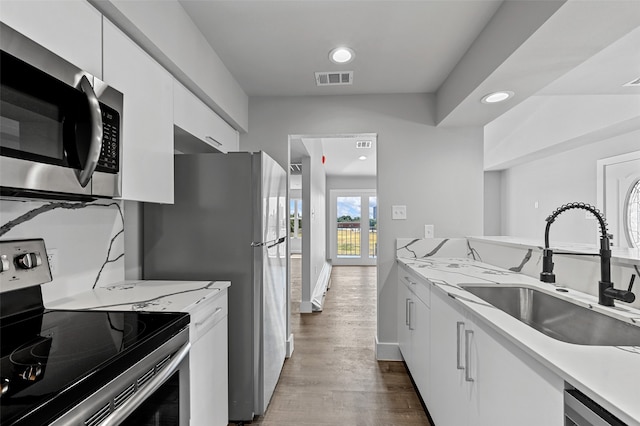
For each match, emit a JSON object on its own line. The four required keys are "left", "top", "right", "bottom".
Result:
{"left": 178, "top": 0, "right": 640, "bottom": 176}
{"left": 179, "top": 0, "right": 502, "bottom": 96}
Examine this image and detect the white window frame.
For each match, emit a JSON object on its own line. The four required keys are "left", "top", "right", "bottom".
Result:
{"left": 329, "top": 189, "right": 377, "bottom": 266}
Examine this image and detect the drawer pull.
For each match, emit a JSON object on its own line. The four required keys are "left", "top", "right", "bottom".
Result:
{"left": 456, "top": 322, "right": 465, "bottom": 370}
{"left": 465, "top": 330, "right": 474, "bottom": 382}
{"left": 194, "top": 307, "right": 223, "bottom": 327}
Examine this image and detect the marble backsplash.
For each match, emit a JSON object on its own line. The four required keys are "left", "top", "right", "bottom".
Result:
{"left": 397, "top": 237, "right": 640, "bottom": 309}
{"left": 0, "top": 196, "right": 125, "bottom": 303}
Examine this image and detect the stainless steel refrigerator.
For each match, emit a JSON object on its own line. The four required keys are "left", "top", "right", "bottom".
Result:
{"left": 143, "top": 151, "right": 288, "bottom": 422}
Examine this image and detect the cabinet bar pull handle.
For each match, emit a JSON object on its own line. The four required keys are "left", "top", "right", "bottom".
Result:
{"left": 408, "top": 300, "right": 415, "bottom": 330}
{"left": 205, "top": 135, "right": 223, "bottom": 146}
{"left": 465, "top": 330, "right": 474, "bottom": 382}
{"left": 456, "top": 322, "right": 465, "bottom": 370}
{"left": 405, "top": 298, "right": 411, "bottom": 326}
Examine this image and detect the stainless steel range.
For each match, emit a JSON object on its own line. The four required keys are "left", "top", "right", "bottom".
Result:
{"left": 0, "top": 239, "right": 190, "bottom": 426}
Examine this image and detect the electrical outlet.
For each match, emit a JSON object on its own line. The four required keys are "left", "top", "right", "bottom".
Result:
{"left": 47, "top": 248, "right": 58, "bottom": 275}
{"left": 425, "top": 224, "right": 434, "bottom": 238}
{"left": 392, "top": 205, "right": 407, "bottom": 220}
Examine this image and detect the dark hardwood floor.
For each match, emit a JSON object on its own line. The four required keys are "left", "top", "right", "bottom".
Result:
{"left": 232, "top": 256, "right": 431, "bottom": 425}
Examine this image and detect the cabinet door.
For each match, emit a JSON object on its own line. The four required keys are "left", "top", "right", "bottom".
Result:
{"left": 0, "top": 0, "right": 102, "bottom": 77}
{"left": 411, "top": 296, "right": 430, "bottom": 402}
{"left": 103, "top": 19, "right": 174, "bottom": 204}
{"left": 429, "top": 291, "right": 470, "bottom": 426}
{"left": 191, "top": 316, "right": 229, "bottom": 426}
{"left": 174, "top": 81, "right": 239, "bottom": 153}
{"left": 397, "top": 279, "right": 413, "bottom": 367}
{"left": 470, "top": 317, "right": 564, "bottom": 425}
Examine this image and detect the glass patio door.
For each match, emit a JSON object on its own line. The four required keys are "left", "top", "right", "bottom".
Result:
{"left": 331, "top": 190, "right": 377, "bottom": 265}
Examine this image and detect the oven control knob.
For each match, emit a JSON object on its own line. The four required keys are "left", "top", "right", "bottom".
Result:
{"left": 15, "top": 253, "right": 42, "bottom": 270}
{"left": 0, "top": 255, "right": 9, "bottom": 273}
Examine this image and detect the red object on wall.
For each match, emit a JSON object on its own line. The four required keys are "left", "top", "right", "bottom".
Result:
{"left": 322, "top": 155, "right": 325, "bottom": 164}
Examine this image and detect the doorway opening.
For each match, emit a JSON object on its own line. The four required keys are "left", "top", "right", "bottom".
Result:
{"left": 288, "top": 133, "right": 377, "bottom": 313}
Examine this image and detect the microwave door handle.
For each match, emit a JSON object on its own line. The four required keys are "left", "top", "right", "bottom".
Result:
{"left": 76, "top": 75, "right": 103, "bottom": 188}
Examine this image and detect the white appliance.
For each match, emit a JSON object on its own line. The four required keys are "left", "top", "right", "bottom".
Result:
{"left": 143, "top": 151, "right": 288, "bottom": 422}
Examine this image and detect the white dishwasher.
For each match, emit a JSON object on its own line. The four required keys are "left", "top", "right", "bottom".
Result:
{"left": 189, "top": 289, "right": 229, "bottom": 426}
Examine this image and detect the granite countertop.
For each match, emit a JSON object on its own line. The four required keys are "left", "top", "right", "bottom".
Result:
{"left": 397, "top": 256, "right": 640, "bottom": 426}
{"left": 46, "top": 280, "right": 231, "bottom": 313}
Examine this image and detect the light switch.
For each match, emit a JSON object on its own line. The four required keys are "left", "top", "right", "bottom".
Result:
{"left": 392, "top": 205, "right": 407, "bottom": 220}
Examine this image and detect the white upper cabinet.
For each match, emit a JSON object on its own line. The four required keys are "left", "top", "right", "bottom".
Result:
{"left": 103, "top": 19, "right": 174, "bottom": 204}
{"left": 173, "top": 81, "right": 239, "bottom": 154}
{"left": 0, "top": 0, "right": 102, "bottom": 78}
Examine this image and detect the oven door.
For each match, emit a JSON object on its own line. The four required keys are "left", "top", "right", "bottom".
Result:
{"left": 0, "top": 22, "right": 122, "bottom": 199}
{"left": 50, "top": 328, "right": 190, "bottom": 426}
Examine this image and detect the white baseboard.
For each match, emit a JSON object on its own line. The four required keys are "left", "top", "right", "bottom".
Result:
{"left": 311, "top": 262, "right": 332, "bottom": 312}
{"left": 299, "top": 301, "right": 313, "bottom": 313}
{"left": 375, "top": 336, "right": 402, "bottom": 361}
{"left": 286, "top": 333, "right": 294, "bottom": 358}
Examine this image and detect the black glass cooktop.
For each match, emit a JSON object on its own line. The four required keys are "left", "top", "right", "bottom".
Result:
{"left": 0, "top": 309, "right": 189, "bottom": 426}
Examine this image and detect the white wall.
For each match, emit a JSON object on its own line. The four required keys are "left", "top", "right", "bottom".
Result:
{"left": 240, "top": 93, "right": 484, "bottom": 349}
{"left": 326, "top": 176, "right": 377, "bottom": 191}
{"left": 501, "top": 129, "right": 640, "bottom": 244}
{"left": 299, "top": 139, "right": 327, "bottom": 312}
{"left": 484, "top": 171, "right": 502, "bottom": 236}
{"left": 485, "top": 95, "right": 640, "bottom": 170}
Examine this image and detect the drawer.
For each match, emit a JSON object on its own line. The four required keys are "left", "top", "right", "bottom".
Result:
{"left": 189, "top": 290, "right": 228, "bottom": 343}
{"left": 399, "top": 264, "right": 430, "bottom": 307}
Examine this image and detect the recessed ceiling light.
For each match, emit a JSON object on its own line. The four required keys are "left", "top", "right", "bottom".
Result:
{"left": 358, "top": 155, "right": 367, "bottom": 161}
{"left": 330, "top": 47, "right": 354, "bottom": 64}
{"left": 481, "top": 91, "right": 514, "bottom": 104}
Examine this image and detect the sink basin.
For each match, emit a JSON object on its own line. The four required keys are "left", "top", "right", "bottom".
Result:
{"left": 459, "top": 285, "right": 640, "bottom": 346}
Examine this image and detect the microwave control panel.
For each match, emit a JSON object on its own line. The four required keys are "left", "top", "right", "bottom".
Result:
{"left": 97, "top": 103, "right": 120, "bottom": 174}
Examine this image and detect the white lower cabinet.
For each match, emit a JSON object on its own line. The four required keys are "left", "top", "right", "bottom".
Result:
{"left": 429, "top": 288, "right": 564, "bottom": 425}
{"left": 397, "top": 264, "right": 430, "bottom": 400}
{"left": 189, "top": 290, "right": 229, "bottom": 426}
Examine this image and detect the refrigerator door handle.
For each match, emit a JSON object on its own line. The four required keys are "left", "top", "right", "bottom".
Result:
{"left": 267, "top": 236, "right": 286, "bottom": 249}
{"left": 251, "top": 236, "right": 286, "bottom": 248}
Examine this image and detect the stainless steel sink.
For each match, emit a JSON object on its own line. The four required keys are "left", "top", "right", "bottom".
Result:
{"left": 459, "top": 285, "right": 640, "bottom": 346}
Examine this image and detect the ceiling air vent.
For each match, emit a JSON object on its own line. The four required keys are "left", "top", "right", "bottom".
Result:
{"left": 290, "top": 163, "right": 302, "bottom": 174}
{"left": 623, "top": 76, "right": 640, "bottom": 87}
{"left": 356, "top": 140, "right": 372, "bottom": 149}
{"left": 315, "top": 71, "right": 353, "bottom": 87}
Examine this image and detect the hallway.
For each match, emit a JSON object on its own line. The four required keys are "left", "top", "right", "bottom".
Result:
{"left": 248, "top": 258, "right": 431, "bottom": 425}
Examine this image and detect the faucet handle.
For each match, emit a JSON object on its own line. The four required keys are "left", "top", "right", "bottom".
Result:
{"left": 628, "top": 274, "right": 636, "bottom": 293}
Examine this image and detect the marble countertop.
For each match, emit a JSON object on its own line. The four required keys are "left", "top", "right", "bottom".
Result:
{"left": 47, "top": 280, "right": 230, "bottom": 313}
{"left": 468, "top": 235, "right": 640, "bottom": 265}
{"left": 397, "top": 256, "right": 640, "bottom": 426}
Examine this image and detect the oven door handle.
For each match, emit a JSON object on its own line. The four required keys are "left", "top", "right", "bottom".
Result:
{"left": 76, "top": 75, "right": 103, "bottom": 188}
{"left": 99, "top": 342, "right": 191, "bottom": 426}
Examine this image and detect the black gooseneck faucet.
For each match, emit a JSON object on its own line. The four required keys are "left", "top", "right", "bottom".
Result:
{"left": 540, "top": 202, "right": 635, "bottom": 306}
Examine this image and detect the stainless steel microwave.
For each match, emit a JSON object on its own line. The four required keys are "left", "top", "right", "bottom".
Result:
{"left": 0, "top": 23, "right": 123, "bottom": 200}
